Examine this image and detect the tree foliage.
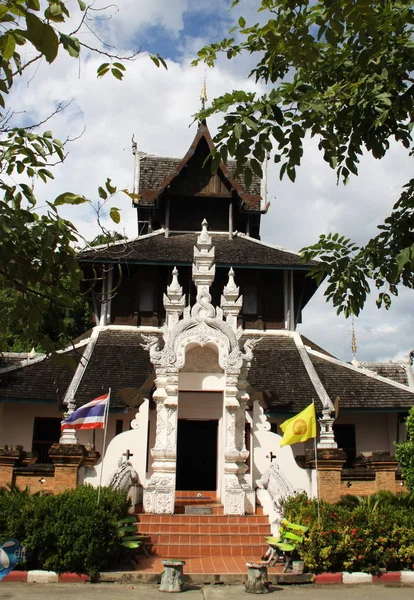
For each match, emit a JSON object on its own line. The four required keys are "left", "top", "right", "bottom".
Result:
{"left": 194, "top": 0, "right": 414, "bottom": 316}
{"left": 0, "top": 1, "right": 149, "bottom": 353}
{"left": 395, "top": 406, "right": 414, "bottom": 493}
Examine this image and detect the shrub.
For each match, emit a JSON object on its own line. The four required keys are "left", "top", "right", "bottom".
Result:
{"left": 282, "top": 493, "right": 414, "bottom": 574}
{"left": 395, "top": 407, "right": 414, "bottom": 492}
{"left": 0, "top": 485, "right": 130, "bottom": 574}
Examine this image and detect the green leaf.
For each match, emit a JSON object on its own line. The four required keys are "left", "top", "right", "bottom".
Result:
{"left": 234, "top": 122, "right": 242, "bottom": 140}
{"left": 238, "top": 16, "right": 246, "bottom": 28}
{"left": 244, "top": 166, "right": 252, "bottom": 188}
{"left": 109, "top": 207, "right": 121, "bottom": 224}
{"left": 97, "top": 62, "right": 110, "bottom": 78}
{"left": 77, "top": 0, "right": 86, "bottom": 10}
{"left": 27, "top": 0, "right": 41, "bottom": 10}
{"left": 54, "top": 192, "right": 87, "bottom": 206}
{"left": 250, "top": 158, "right": 263, "bottom": 178}
{"left": 105, "top": 178, "right": 117, "bottom": 194}
{"left": 396, "top": 245, "right": 414, "bottom": 273}
{"left": 0, "top": 5, "right": 10, "bottom": 19}
{"left": 121, "top": 541, "right": 141, "bottom": 549}
{"left": 0, "top": 33, "right": 16, "bottom": 61}
{"left": 111, "top": 68, "right": 123, "bottom": 81}
{"left": 150, "top": 54, "right": 160, "bottom": 67}
{"left": 98, "top": 186, "right": 107, "bottom": 200}
{"left": 60, "top": 34, "right": 80, "bottom": 59}
{"left": 25, "top": 13, "right": 59, "bottom": 63}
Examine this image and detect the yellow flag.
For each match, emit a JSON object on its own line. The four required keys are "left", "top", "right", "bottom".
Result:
{"left": 279, "top": 403, "right": 316, "bottom": 447}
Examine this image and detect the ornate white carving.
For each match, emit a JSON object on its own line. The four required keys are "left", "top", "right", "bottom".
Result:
{"left": 221, "top": 268, "right": 243, "bottom": 331}
{"left": 317, "top": 408, "right": 338, "bottom": 449}
{"left": 155, "top": 491, "right": 175, "bottom": 514}
{"left": 225, "top": 490, "right": 245, "bottom": 515}
{"left": 141, "top": 220, "right": 259, "bottom": 515}
{"left": 164, "top": 267, "right": 186, "bottom": 328}
{"left": 181, "top": 346, "right": 222, "bottom": 373}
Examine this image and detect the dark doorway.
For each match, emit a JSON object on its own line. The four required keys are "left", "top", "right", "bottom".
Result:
{"left": 176, "top": 419, "right": 218, "bottom": 491}
{"left": 333, "top": 424, "right": 356, "bottom": 468}
{"left": 32, "top": 417, "right": 62, "bottom": 464}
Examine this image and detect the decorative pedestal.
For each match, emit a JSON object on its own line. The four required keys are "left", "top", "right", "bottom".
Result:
{"left": 159, "top": 560, "right": 186, "bottom": 593}
{"left": 245, "top": 562, "right": 269, "bottom": 594}
{"left": 365, "top": 452, "right": 398, "bottom": 492}
{"left": 307, "top": 448, "right": 347, "bottom": 503}
{"left": 0, "top": 446, "right": 23, "bottom": 488}
{"left": 48, "top": 444, "right": 86, "bottom": 492}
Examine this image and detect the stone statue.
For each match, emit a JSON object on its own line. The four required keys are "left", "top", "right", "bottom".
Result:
{"left": 108, "top": 456, "right": 139, "bottom": 492}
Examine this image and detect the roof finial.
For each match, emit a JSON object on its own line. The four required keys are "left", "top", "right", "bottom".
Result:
{"left": 200, "top": 74, "right": 207, "bottom": 112}
{"left": 351, "top": 314, "right": 359, "bottom": 367}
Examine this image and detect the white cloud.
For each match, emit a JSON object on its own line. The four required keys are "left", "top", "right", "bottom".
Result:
{"left": 6, "top": 2, "right": 414, "bottom": 365}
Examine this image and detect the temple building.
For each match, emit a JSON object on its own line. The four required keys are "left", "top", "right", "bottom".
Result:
{"left": 1, "top": 117, "right": 414, "bottom": 534}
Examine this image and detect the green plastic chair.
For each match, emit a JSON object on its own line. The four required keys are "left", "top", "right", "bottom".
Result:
{"left": 263, "top": 519, "right": 308, "bottom": 572}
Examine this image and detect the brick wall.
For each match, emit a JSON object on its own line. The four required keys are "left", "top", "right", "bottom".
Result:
{"left": 0, "top": 445, "right": 99, "bottom": 495}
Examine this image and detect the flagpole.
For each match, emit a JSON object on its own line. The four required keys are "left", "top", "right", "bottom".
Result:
{"left": 313, "top": 399, "right": 321, "bottom": 525}
{"left": 97, "top": 388, "right": 111, "bottom": 505}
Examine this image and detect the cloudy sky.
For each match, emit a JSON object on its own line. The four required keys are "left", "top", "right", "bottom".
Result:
{"left": 9, "top": 0, "right": 414, "bottom": 364}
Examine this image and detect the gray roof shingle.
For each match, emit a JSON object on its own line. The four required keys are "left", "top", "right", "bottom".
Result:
{"left": 139, "top": 156, "right": 262, "bottom": 207}
{"left": 78, "top": 232, "right": 313, "bottom": 269}
{"left": 309, "top": 354, "right": 414, "bottom": 410}
{"left": 0, "top": 350, "right": 82, "bottom": 404}
{"left": 74, "top": 330, "right": 157, "bottom": 409}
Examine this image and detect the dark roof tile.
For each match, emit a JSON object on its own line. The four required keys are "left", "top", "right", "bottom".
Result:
{"left": 74, "top": 330, "right": 157, "bottom": 409}
{"left": 139, "top": 156, "right": 261, "bottom": 206}
{"left": 79, "top": 232, "right": 313, "bottom": 268}
{"left": 0, "top": 350, "right": 82, "bottom": 404}
{"left": 363, "top": 363, "right": 410, "bottom": 386}
{"left": 310, "top": 354, "right": 414, "bottom": 410}
{"left": 244, "top": 335, "right": 320, "bottom": 413}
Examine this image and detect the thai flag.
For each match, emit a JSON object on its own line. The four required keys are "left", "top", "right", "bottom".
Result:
{"left": 61, "top": 394, "right": 109, "bottom": 430}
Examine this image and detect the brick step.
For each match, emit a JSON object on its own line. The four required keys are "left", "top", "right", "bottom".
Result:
{"left": 137, "top": 523, "right": 271, "bottom": 534}
{"left": 173, "top": 504, "right": 224, "bottom": 515}
{"left": 142, "top": 533, "right": 267, "bottom": 545}
{"left": 136, "top": 514, "right": 269, "bottom": 525}
{"left": 175, "top": 491, "right": 218, "bottom": 498}
{"left": 150, "top": 543, "right": 268, "bottom": 558}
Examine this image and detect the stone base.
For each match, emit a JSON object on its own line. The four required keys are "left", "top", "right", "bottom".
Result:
{"left": 144, "top": 487, "right": 175, "bottom": 514}
{"left": 224, "top": 487, "right": 255, "bottom": 515}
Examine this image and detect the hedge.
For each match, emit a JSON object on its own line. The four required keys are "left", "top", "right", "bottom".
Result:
{"left": 0, "top": 485, "right": 130, "bottom": 575}
{"left": 283, "top": 492, "right": 414, "bottom": 574}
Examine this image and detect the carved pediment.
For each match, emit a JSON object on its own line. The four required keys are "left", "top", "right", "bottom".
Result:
{"left": 181, "top": 345, "right": 223, "bottom": 373}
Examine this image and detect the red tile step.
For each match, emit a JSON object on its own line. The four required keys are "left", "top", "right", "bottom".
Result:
{"left": 134, "top": 504, "right": 271, "bottom": 559}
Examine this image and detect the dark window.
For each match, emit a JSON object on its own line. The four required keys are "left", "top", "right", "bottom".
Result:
{"left": 139, "top": 278, "right": 155, "bottom": 312}
{"left": 245, "top": 422, "right": 251, "bottom": 474}
{"left": 32, "top": 417, "right": 62, "bottom": 464}
{"left": 115, "top": 420, "right": 123, "bottom": 436}
{"left": 333, "top": 424, "right": 356, "bottom": 468}
{"left": 243, "top": 283, "right": 258, "bottom": 315}
{"left": 270, "top": 422, "right": 278, "bottom": 435}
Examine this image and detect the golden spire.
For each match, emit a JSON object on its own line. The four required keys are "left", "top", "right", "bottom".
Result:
{"left": 200, "top": 76, "right": 207, "bottom": 111}
{"left": 351, "top": 314, "right": 359, "bottom": 367}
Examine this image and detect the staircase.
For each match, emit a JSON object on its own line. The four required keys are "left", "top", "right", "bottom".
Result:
{"left": 135, "top": 492, "right": 271, "bottom": 559}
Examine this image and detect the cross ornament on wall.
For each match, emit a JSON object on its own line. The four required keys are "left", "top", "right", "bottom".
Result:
{"left": 123, "top": 449, "right": 134, "bottom": 461}
{"left": 267, "top": 451, "right": 276, "bottom": 462}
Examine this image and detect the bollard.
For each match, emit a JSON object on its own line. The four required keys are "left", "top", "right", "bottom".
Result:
{"left": 245, "top": 562, "right": 270, "bottom": 594}
{"left": 159, "top": 560, "right": 186, "bottom": 593}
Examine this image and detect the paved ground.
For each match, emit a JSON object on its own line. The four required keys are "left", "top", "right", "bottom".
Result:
{"left": 0, "top": 583, "right": 414, "bottom": 600}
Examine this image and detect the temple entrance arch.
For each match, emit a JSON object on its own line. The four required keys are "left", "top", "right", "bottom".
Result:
{"left": 142, "top": 222, "right": 258, "bottom": 515}
{"left": 177, "top": 344, "right": 225, "bottom": 495}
